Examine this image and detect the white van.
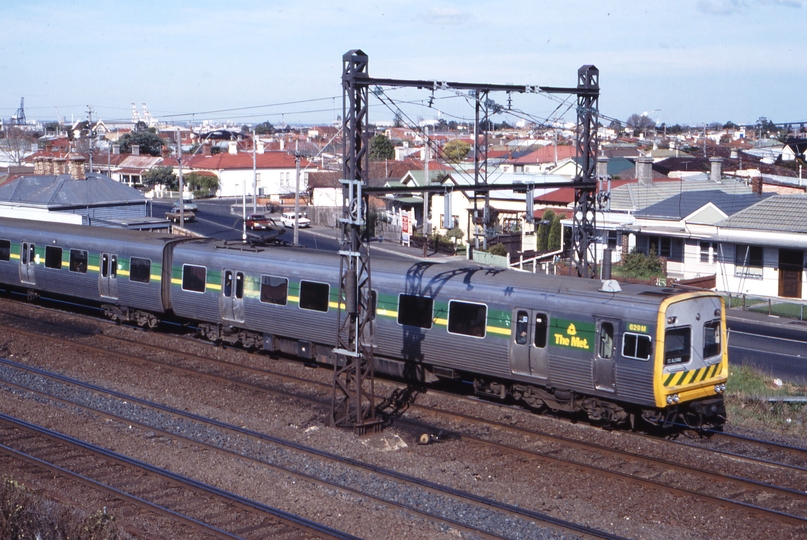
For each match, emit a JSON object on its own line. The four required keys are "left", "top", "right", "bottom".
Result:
{"left": 281, "top": 211, "right": 310, "bottom": 228}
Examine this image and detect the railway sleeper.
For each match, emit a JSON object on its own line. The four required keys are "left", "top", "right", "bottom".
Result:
{"left": 102, "top": 305, "right": 159, "bottom": 328}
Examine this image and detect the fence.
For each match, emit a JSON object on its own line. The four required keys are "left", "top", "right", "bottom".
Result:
{"left": 726, "top": 293, "right": 807, "bottom": 321}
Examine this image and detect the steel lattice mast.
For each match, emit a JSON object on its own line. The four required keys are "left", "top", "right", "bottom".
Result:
{"left": 330, "top": 50, "right": 382, "bottom": 434}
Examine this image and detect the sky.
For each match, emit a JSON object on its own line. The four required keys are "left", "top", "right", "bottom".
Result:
{"left": 0, "top": 0, "right": 803, "bottom": 130}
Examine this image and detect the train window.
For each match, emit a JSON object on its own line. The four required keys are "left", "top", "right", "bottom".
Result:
{"left": 664, "top": 327, "right": 691, "bottom": 365}
{"left": 235, "top": 272, "right": 244, "bottom": 299}
{"left": 534, "top": 313, "right": 548, "bottom": 348}
{"left": 260, "top": 275, "right": 288, "bottom": 305}
{"left": 182, "top": 264, "right": 207, "bottom": 293}
{"left": 299, "top": 280, "right": 329, "bottom": 312}
{"left": 69, "top": 250, "right": 88, "bottom": 273}
{"left": 397, "top": 294, "right": 433, "bottom": 329}
{"left": 703, "top": 320, "right": 721, "bottom": 358}
{"left": 45, "top": 246, "right": 62, "bottom": 269}
{"left": 515, "top": 311, "right": 529, "bottom": 344}
{"left": 623, "top": 333, "right": 652, "bottom": 360}
{"left": 448, "top": 300, "right": 487, "bottom": 338}
{"left": 599, "top": 322, "right": 614, "bottom": 359}
{"left": 130, "top": 257, "right": 151, "bottom": 283}
{"left": 223, "top": 270, "right": 233, "bottom": 297}
{"left": 0, "top": 240, "right": 9, "bottom": 261}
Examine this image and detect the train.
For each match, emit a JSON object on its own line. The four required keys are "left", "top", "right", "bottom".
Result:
{"left": 0, "top": 216, "right": 727, "bottom": 429}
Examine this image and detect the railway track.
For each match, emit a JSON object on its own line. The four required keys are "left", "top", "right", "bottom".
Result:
{"left": 2, "top": 302, "right": 807, "bottom": 537}
{"left": 0, "top": 413, "right": 355, "bottom": 540}
{"left": 0, "top": 357, "right": 620, "bottom": 540}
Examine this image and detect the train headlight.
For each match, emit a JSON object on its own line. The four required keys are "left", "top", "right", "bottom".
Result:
{"left": 714, "top": 384, "right": 726, "bottom": 394}
{"left": 666, "top": 394, "right": 680, "bottom": 405}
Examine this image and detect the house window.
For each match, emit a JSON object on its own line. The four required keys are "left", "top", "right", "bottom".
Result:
{"left": 45, "top": 246, "right": 62, "bottom": 269}
{"left": 607, "top": 230, "right": 619, "bottom": 249}
{"left": 700, "top": 242, "right": 715, "bottom": 264}
{"left": 647, "top": 236, "right": 672, "bottom": 258}
{"left": 734, "top": 245, "right": 763, "bottom": 278}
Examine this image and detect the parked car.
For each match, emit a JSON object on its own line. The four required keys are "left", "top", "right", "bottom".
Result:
{"left": 165, "top": 209, "right": 195, "bottom": 222}
{"left": 173, "top": 198, "right": 198, "bottom": 212}
{"left": 245, "top": 213, "right": 278, "bottom": 230}
{"left": 281, "top": 211, "right": 311, "bottom": 228}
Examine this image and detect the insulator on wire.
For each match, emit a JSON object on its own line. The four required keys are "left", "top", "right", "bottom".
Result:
{"left": 345, "top": 268, "right": 358, "bottom": 315}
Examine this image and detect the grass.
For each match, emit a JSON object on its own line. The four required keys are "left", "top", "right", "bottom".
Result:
{"left": 725, "top": 364, "right": 807, "bottom": 438}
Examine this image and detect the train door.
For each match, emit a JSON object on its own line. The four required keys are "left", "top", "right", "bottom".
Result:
{"left": 220, "top": 269, "right": 245, "bottom": 323}
{"left": 593, "top": 319, "right": 617, "bottom": 392}
{"left": 99, "top": 253, "right": 118, "bottom": 299}
{"left": 509, "top": 309, "right": 549, "bottom": 379}
{"left": 19, "top": 241, "right": 36, "bottom": 285}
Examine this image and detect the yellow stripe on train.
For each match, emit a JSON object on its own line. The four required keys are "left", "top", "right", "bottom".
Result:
{"left": 664, "top": 362, "right": 721, "bottom": 387}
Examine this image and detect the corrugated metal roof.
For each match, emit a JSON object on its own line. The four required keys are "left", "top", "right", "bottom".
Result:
{"left": 716, "top": 194, "right": 807, "bottom": 233}
{"left": 0, "top": 173, "right": 146, "bottom": 208}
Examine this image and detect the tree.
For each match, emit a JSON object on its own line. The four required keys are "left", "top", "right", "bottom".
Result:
{"left": 0, "top": 127, "right": 36, "bottom": 166}
{"left": 255, "top": 121, "right": 275, "bottom": 135}
{"left": 536, "top": 209, "right": 556, "bottom": 251}
{"left": 723, "top": 121, "right": 739, "bottom": 130}
{"left": 442, "top": 139, "right": 471, "bottom": 163}
{"left": 369, "top": 134, "right": 394, "bottom": 161}
{"left": 548, "top": 214, "right": 562, "bottom": 251}
{"left": 118, "top": 130, "right": 166, "bottom": 156}
{"left": 619, "top": 248, "right": 664, "bottom": 279}
{"left": 185, "top": 172, "right": 219, "bottom": 194}
{"left": 626, "top": 113, "right": 656, "bottom": 136}
{"left": 142, "top": 166, "right": 177, "bottom": 189}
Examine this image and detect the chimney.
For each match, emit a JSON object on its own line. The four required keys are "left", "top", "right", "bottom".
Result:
{"left": 161, "top": 146, "right": 170, "bottom": 159}
{"left": 751, "top": 176, "right": 763, "bottom": 195}
{"left": 131, "top": 144, "right": 140, "bottom": 156}
{"left": 203, "top": 142, "right": 212, "bottom": 156}
{"left": 709, "top": 157, "right": 723, "bottom": 183}
{"left": 44, "top": 142, "right": 53, "bottom": 153}
{"left": 257, "top": 140, "right": 265, "bottom": 154}
{"left": 52, "top": 156, "right": 67, "bottom": 175}
{"left": 279, "top": 138, "right": 285, "bottom": 151}
{"left": 112, "top": 144, "right": 120, "bottom": 155}
{"left": 68, "top": 154, "right": 86, "bottom": 180}
{"left": 228, "top": 141, "right": 238, "bottom": 155}
{"left": 636, "top": 156, "right": 654, "bottom": 185}
{"left": 33, "top": 156, "right": 45, "bottom": 175}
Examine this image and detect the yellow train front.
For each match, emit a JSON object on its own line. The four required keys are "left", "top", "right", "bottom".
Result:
{"left": 649, "top": 292, "right": 728, "bottom": 428}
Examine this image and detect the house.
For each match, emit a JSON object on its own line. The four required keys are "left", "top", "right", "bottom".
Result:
{"left": 712, "top": 194, "right": 807, "bottom": 299}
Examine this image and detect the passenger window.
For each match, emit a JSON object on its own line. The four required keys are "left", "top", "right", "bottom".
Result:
{"left": 299, "top": 280, "right": 329, "bottom": 312}
{"left": 600, "top": 322, "right": 614, "bottom": 359}
{"left": 260, "top": 275, "right": 288, "bottom": 305}
{"left": 110, "top": 255, "right": 117, "bottom": 278}
{"left": 515, "top": 311, "right": 529, "bottom": 345}
{"left": 70, "top": 250, "right": 88, "bottom": 273}
{"left": 182, "top": 264, "right": 207, "bottom": 293}
{"left": 448, "top": 300, "right": 487, "bottom": 338}
{"left": 534, "top": 313, "right": 548, "bottom": 348}
{"left": 703, "top": 320, "right": 721, "bottom": 358}
{"left": 129, "top": 257, "right": 151, "bottom": 283}
{"left": 45, "top": 246, "right": 62, "bottom": 269}
{"left": 397, "top": 294, "right": 433, "bottom": 329}
{"left": 665, "top": 327, "right": 691, "bottom": 365}
{"left": 0, "top": 239, "right": 10, "bottom": 261}
{"left": 623, "top": 332, "right": 652, "bottom": 360}
{"left": 223, "top": 270, "right": 233, "bottom": 297}
{"left": 235, "top": 272, "right": 244, "bottom": 299}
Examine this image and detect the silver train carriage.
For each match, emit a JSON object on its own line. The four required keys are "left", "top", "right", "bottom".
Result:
{"left": 0, "top": 217, "right": 728, "bottom": 428}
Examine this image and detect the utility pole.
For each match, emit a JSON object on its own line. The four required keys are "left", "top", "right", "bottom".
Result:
{"left": 294, "top": 140, "right": 301, "bottom": 246}
{"left": 176, "top": 130, "right": 185, "bottom": 228}
{"left": 422, "top": 126, "right": 429, "bottom": 257}
{"left": 252, "top": 128, "right": 258, "bottom": 215}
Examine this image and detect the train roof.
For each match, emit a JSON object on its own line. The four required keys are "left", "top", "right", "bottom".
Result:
{"left": 0, "top": 216, "right": 180, "bottom": 246}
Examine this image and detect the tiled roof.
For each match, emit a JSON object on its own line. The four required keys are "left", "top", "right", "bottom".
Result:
{"left": 184, "top": 151, "right": 308, "bottom": 170}
{"left": 717, "top": 194, "right": 807, "bottom": 233}
{"left": 513, "top": 145, "right": 576, "bottom": 164}
{"left": 0, "top": 173, "right": 146, "bottom": 207}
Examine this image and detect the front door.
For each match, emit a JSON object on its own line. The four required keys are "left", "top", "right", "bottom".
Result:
{"left": 220, "top": 269, "right": 245, "bottom": 323}
{"left": 509, "top": 309, "right": 549, "bottom": 379}
{"left": 593, "top": 319, "right": 617, "bottom": 392}
{"left": 19, "top": 241, "right": 36, "bottom": 285}
{"left": 779, "top": 249, "right": 803, "bottom": 298}
{"left": 99, "top": 253, "right": 118, "bottom": 299}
